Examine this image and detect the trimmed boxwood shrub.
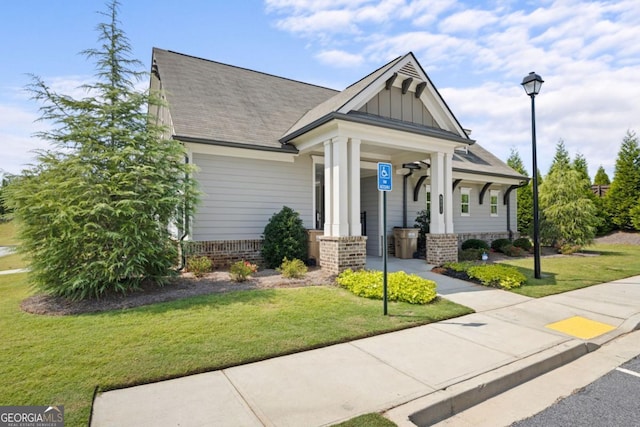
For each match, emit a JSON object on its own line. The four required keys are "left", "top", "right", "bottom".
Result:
{"left": 261, "top": 206, "right": 308, "bottom": 268}
{"left": 502, "top": 244, "right": 525, "bottom": 257}
{"left": 466, "top": 264, "right": 526, "bottom": 289}
{"left": 459, "top": 248, "right": 483, "bottom": 261}
{"left": 513, "top": 237, "right": 533, "bottom": 251}
{"left": 461, "top": 239, "right": 489, "bottom": 251}
{"left": 277, "top": 257, "right": 308, "bottom": 279}
{"left": 491, "top": 238, "right": 512, "bottom": 253}
{"left": 337, "top": 269, "right": 437, "bottom": 304}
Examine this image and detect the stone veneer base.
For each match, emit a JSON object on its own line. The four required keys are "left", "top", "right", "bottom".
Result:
{"left": 425, "top": 234, "right": 458, "bottom": 265}
{"left": 318, "top": 236, "right": 367, "bottom": 275}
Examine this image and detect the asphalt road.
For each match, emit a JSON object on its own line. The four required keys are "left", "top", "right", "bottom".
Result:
{"left": 512, "top": 353, "right": 640, "bottom": 427}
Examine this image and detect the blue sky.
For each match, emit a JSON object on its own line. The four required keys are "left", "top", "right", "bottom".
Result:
{"left": 2, "top": 0, "right": 639, "bottom": 179}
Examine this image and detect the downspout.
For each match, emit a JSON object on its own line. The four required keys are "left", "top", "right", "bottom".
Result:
{"left": 505, "top": 181, "right": 529, "bottom": 241}
{"left": 177, "top": 154, "right": 191, "bottom": 271}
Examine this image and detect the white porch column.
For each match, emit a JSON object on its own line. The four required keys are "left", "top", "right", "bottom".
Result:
{"left": 430, "top": 151, "right": 446, "bottom": 234}
{"left": 323, "top": 140, "right": 333, "bottom": 235}
{"left": 332, "top": 136, "right": 349, "bottom": 236}
{"left": 348, "top": 138, "right": 362, "bottom": 236}
{"left": 444, "top": 152, "right": 454, "bottom": 233}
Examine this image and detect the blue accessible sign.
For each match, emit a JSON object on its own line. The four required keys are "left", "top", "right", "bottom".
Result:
{"left": 377, "top": 162, "right": 392, "bottom": 191}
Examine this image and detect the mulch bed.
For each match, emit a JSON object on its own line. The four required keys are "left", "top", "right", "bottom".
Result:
{"left": 21, "top": 267, "right": 336, "bottom": 316}
{"left": 19, "top": 232, "right": 640, "bottom": 316}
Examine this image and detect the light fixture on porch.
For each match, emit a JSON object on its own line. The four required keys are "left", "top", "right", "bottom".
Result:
{"left": 521, "top": 71, "right": 544, "bottom": 279}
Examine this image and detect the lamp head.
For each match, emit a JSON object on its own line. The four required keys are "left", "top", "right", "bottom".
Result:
{"left": 521, "top": 72, "right": 544, "bottom": 96}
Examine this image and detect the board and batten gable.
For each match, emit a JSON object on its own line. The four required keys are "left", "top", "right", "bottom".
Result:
{"left": 191, "top": 152, "right": 313, "bottom": 241}
{"left": 359, "top": 86, "right": 439, "bottom": 128}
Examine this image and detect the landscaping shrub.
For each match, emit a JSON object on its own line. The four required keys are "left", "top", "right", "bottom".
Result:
{"left": 466, "top": 264, "right": 526, "bottom": 289}
{"left": 261, "top": 206, "right": 308, "bottom": 268}
{"left": 459, "top": 248, "right": 483, "bottom": 261}
{"left": 502, "top": 244, "right": 525, "bottom": 257}
{"left": 443, "top": 261, "right": 475, "bottom": 272}
{"left": 491, "top": 238, "right": 512, "bottom": 253}
{"left": 461, "top": 239, "right": 489, "bottom": 251}
{"left": 277, "top": 258, "right": 308, "bottom": 279}
{"left": 513, "top": 237, "right": 533, "bottom": 251}
{"left": 559, "top": 244, "right": 581, "bottom": 255}
{"left": 336, "top": 270, "right": 437, "bottom": 304}
{"left": 186, "top": 256, "right": 213, "bottom": 278}
{"left": 229, "top": 260, "right": 258, "bottom": 282}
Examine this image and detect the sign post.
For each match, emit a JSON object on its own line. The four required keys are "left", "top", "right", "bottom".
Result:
{"left": 377, "top": 162, "right": 392, "bottom": 315}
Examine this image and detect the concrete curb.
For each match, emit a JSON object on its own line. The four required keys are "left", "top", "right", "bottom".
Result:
{"left": 385, "top": 340, "right": 592, "bottom": 427}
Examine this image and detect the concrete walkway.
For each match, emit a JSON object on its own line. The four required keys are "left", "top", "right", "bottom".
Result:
{"left": 91, "top": 259, "right": 640, "bottom": 427}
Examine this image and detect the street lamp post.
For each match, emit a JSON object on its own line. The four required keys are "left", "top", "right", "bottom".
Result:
{"left": 521, "top": 72, "right": 544, "bottom": 279}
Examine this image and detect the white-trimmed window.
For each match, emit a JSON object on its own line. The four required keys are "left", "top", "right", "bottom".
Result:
{"left": 490, "top": 190, "right": 499, "bottom": 216}
{"left": 461, "top": 187, "right": 471, "bottom": 216}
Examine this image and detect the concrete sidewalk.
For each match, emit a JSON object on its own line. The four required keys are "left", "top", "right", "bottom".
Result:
{"left": 91, "top": 263, "right": 640, "bottom": 427}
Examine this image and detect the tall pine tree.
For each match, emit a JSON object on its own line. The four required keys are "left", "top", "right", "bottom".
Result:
{"left": 506, "top": 148, "right": 533, "bottom": 236}
{"left": 7, "top": 1, "right": 198, "bottom": 299}
{"left": 593, "top": 166, "right": 611, "bottom": 185}
{"left": 572, "top": 153, "right": 590, "bottom": 183}
{"left": 606, "top": 131, "right": 640, "bottom": 230}
{"left": 548, "top": 139, "right": 571, "bottom": 176}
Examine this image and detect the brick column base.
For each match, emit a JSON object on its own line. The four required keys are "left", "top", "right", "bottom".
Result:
{"left": 319, "top": 236, "right": 367, "bottom": 275}
{"left": 425, "top": 234, "right": 458, "bottom": 265}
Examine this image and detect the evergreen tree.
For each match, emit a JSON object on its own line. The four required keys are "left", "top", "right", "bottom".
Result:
{"left": 606, "top": 130, "right": 640, "bottom": 230}
{"left": 539, "top": 168, "right": 598, "bottom": 249}
{"left": 593, "top": 166, "right": 611, "bottom": 185}
{"left": 572, "top": 153, "right": 590, "bottom": 183}
{"left": 6, "top": 0, "right": 198, "bottom": 299}
{"left": 548, "top": 139, "right": 571, "bottom": 176}
{"left": 506, "top": 148, "right": 533, "bottom": 236}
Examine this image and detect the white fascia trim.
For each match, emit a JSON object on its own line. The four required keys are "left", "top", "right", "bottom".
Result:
{"left": 339, "top": 55, "right": 415, "bottom": 114}
{"left": 185, "top": 142, "right": 296, "bottom": 163}
{"left": 311, "top": 155, "right": 379, "bottom": 170}
{"left": 453, "top": 171, "right": 523, "bottom": 186}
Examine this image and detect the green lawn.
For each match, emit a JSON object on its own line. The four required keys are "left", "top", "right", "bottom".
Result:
{"left": 0, "top": 273, "right": 472, "bottom": 426}
{"left": 0, "top": 221, "right": 18, "bottom": 246}
{"left": 332, "top": 413, "right": 397, "bottom": 426}
{"left": 0, "top": 252, "right": 26, "bottom": 271}
{"left": 500, "top": 244, "right": 640, "bottom": 297}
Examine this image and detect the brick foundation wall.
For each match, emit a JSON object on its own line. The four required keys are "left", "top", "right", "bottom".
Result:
{"left": 456, "top": 232, "right": 519, "bottom": 249}
{"left": 425, "top": 234, "right": 458, "bottom": 265}
{"left": 319, "top": 236, "right": 367, "bottom": 275}
{"left": 184, "top": 240, "right": 263, "bottom": 269}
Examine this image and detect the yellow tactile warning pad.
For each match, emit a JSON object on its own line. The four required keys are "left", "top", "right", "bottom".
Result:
{"left": 545, "top": 316, "right": 616, "bottom": 340}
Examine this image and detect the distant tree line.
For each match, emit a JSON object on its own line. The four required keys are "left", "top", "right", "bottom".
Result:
{"left": 507, "top": 130, "right": 640, "bottom": 252}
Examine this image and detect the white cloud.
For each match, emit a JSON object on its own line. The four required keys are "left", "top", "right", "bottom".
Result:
{"left": 438, "top": 9, "right": 499, "bottom": 34}
{"left": 265, "top": 0, "right": 640, "bottom": 178}
{"left": 0, "top": 74, "right": 97, "bottom": 175}
{"left": 316, "top": 49, "right": 365, "bottom": 67}
{"left": 0, "top": 103, "right": 49, "bottom": 174}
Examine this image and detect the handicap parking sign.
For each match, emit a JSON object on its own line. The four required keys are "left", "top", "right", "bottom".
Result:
{"left": 377, "top": 162, "right": 392, "bottom": 191}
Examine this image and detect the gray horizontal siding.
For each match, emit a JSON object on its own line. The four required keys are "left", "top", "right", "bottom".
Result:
{"left": 452, "top": 184, "right": 514, "bottom": 233}
{"left": 192, "top": 153, "right": 312, "bottom": 240}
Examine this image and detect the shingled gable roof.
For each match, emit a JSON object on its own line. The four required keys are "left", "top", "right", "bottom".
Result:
{"left": 151, "top": 48, "right": 526, "bottom": 181}
{"left": 281, "top": 55, "right": 404, "bottom": 139}
{"left": 280, "top": 52, "right": 473, "bottom": 145}
{"left": 151, "top": 48, "right": 338, "bottom": 152}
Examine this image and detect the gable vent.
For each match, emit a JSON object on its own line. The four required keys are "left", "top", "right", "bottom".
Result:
{"left": 399, "top": 62, "right": 421, "bottom": 79}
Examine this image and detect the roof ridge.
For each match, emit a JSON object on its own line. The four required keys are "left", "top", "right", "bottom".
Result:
{"left": 153, "top": 47, "right": 340, "bottom": 93}
{"left": 342, "top": 54, "right": 404, "bottom": 90}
